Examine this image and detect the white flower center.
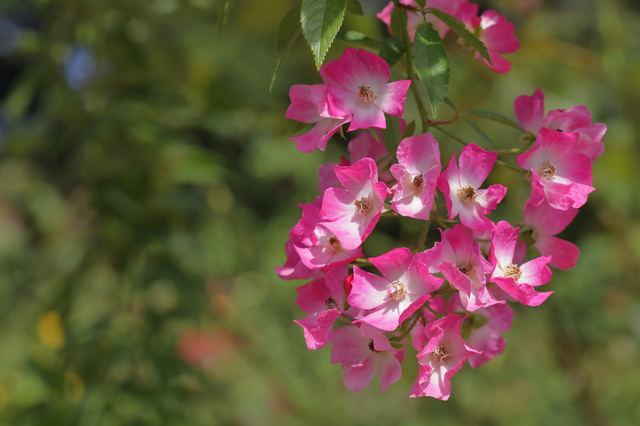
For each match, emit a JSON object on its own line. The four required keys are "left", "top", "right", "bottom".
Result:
{"left": 325, "top": 296, "right": 338, "bottom": 310}
{"left": 386, "top": 281, "right": 407, "bottom": 301}
{"left": 354, "top": 197, "right": 372, "bottom": 214}
{"left": 412, "top": 174, "right": 424, "bottom": 194}
{"left": 433, "top": 346, "right": 449, "bottom": 362}
{"left": 358, "top": 85, "right": 376, "bottom": 102}
{"left": 504, "top": 263, "right": 522, "bottom": 282}
{"left": 538, "top": 160, "right": 556, "bottom": 180}
{"left": 457, "top": 185, "right": 476, "bottom": 205}
{"left": 328, "top": 236, "right": 342, "bottom": 251}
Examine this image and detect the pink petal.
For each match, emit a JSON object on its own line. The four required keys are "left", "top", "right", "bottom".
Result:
{"left": 370, "top": 247, "right": 414, "bottom": 281}
{"left": 534, "top": 235, "right": 580, "bottom": 270}
{"left": 523, "top": 197, "right": 578, "bottom": 236}
{"left": 514, "top": 88, "right": 545, "bottom": 133}
{"left": 323, "top": 47, "right": 390, "bottom": 94}
{"left": 458, "top": 143, "right": 497, "bottom": 188}
{"left": 350, "top": 101, "right": 387, "bottom": 131}
{"left": 348, "top": 266, "right": 393, "bottom": 310}
{"left": 342, "top": 356, "right": 378, "bottom": 392}
{"left": 290, "top": 117, "right": 349, "bottom": 153}
{"left": 286, "top": 85, "right": 320, "bottom": 123}
{"left": 377, "top": 352, "right": 402, "bottom": 394}
{"left": 519, "top": 255, "right": 552, "bottom": 286}
{"left": 294, "top": 309, "right": 341, "bottom": 350}
{"left": 373, "top": 79, "right": 411, "bottom": 117}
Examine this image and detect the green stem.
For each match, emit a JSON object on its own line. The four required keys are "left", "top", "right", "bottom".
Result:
{"left": 417, "top": 218, "right": 431, "bottom": 252}
{"left": 432, "top": 124, "right": 469, "bottom": 146}
{"left": 426, "top": 305, "right": 444, "bottom": 319}
{"left": 495, "top": 159, "right": 527, "bottom": 174}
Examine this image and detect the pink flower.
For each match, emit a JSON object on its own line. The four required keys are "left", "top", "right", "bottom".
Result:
{"left": 514, "top": 89, "right": 607, "bottom": 161}
{"left": 319, "top": 158, "right": 388, "bottom": 250}
{"left": 489, "top": 221, "right": 553, "bottom": 306}
{"left": 523, "top": 197, "right": 580, "bottom": 270}
{"left": 517, "top": 127, "right": 595, "bottom": 210}
{"left": 348, "top": 247, "right": 443, "bottom": 331}
{"left": 447, "top": 294, "right": 513, "bottom": 368}
{"left": 286, "top": 84, "right": 350, "bottom": 153}
{"left": 420, "top": 224, "right": 500, "bottom": 311}
{"left": 294, "top": 266, "right": 351, "bottom": 350}
{"left": 292, "top": 195, "right": 363, "bottom": 270}
{"left": 410, "top": 314, "right": 480, "bottom": 400}
{"left": 390, "top": 133, "right": 441, "bottom": 220}
{"left": 274, "top": 238, "right": 320, "bottom": 281}
{"left": 377, "top": 0, "right": 465, "bottom": 42}
{"left": 322, "top": 48, "right": 411, "bottom": 131}
{"left": 331, "top": 323, "right": 404, "bottom": 394}
{"left": 437, "top": 143, "right": 507, "bottom": 231}
{"left": 457, "top": 2, "right": 520, "bottom": 73}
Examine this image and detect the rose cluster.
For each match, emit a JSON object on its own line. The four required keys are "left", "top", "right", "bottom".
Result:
{"left": 276, "top": 4, "right": 605, "bottom": 400}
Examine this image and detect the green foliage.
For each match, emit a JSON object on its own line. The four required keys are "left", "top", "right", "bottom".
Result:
{"left": 465, "top": 109, "right": 524, "bottom": 131}
{"left": 414, "top": 23, "right": 450, "bottom": 119}
{"left": 426, "top": 7, "right": 492, "bottom": 65}
{"left": 218, "top": 0, "right": 237, "bottom": 36}
{"left": 463, "top": 117, "right": 492, "bottom": 146}
{"left": 301, "top": 0, "right": 348, "bottom": 69}
{"left": 346, "top": 0, "right": 364, "bottom": 16}
{"left": 378, "top": 36, "right": 405, "bottom": 67}
{"left": 335, "top": 30, "right": 381, "bottom": 50}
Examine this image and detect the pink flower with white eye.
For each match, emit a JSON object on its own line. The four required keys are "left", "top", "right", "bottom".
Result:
{"left": 294, "top": 266, "right": 351, "bottom": 350}
{"left": 377, "top": 0, "right": 465, "bottom": 42}
{"left": 514, "top": 89, "right": 607, "bottom": 161}
{"left": 410, "top": 314, "right": 480, "bottom": 400}
{"left": 321, "top": 48, "right": 411, "bottom": 131}
{"left": 286, "top": 84, "right": 351, "bottom": 153}
{"left": 275, "top": 238, "right": 320, "bottom": 281}
{"left": 420, "top": 224, "right": 500, "bottom": 311}
{"left": 489, "top": 221, "right": 553, "bottom": 306}
{"left": 319, "top": 158, "right": 387, "bottom": 250}
{"left": 348, "top": 247, "right": 443, "bottom": 331}
{"left": 390, "top": 133, "right": 441, "bottom": 220}
{"left": 517, "top": 127, "right": 595, "bottom": 210}
{"left": 457, "top": 2, "right": 520, "bottom": 73}
{"left": 523, "top": 197, "right": 580, "bottom": 270}
{"left": 293, "top": 195, "right": 363, "bottom": 270}
{"left": 437, "top": 143, "right": 507, "bottom": 231}
{"left": 330, "top": 323, "right": 404, "bottom": 394}
{"left": 447, "top": 294, "right": 513, "bottom": 368}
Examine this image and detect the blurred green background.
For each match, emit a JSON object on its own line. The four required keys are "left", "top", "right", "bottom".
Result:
{"left": 0, "top": 0, "right": 638, "bottom": 424}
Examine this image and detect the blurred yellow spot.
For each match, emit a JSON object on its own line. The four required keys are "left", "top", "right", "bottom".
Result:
{"left": 64, "top": 372, "right": 84, "bottom": 405}
{"left": 0, "top": 383, "right": 8, "bottom": 411}
{"left": 37, "top": 311, "right": 66, "bottom": 349}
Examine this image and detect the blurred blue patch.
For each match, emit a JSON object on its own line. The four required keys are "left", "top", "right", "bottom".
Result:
{"left": 0, "top": 19, "right": 20, "bottom": 57}
{"left": 63, "top": 44, "right": 96, "bottom": 90}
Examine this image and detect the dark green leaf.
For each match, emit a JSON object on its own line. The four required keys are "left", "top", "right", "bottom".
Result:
{"left": 218, "top": 0, "right": 237, "bottom": 37}
{"left": 390, "top": 7, "right": 407, "bottom": 41}
{"left": 292, "top": 120, "right": 309, "bottom": 134}
{"left": 465, "top": 110, "right": 523, "bottom": 131}
{"left": 380, "top": 114, "right": 401, "bottom": 152}
{"left": 463, "top": 118, "right": 492, "bottom": 146}
{"left": 379, "top": 37, "right": 405, "bottom": 67}
{"left": 276, "top": 2, "right": 302, "bottom": 52}
{"left": 444, "top": 97, "right": 458, "bottom": 114}
{"left": 301, "top": 0, "right": 348, "bottom": 69}
{"left": 346, "top": 0, "right": 364, "bottom": 15}
{"left": 335, "top": 31, "right": 381, "bottom": 49}
{"left": 270, "top": 26, "right": 302, "bottom": 93}
{"left": 413, "top": 23, "right": 450, "bottom": 119}
{"left": 425, "top": 8, "right": 492, "bottom": 65}
{"left": 402, "top": 120, "right": 416, "bottom": 139}
{"left": 414, "top": 0, "right": 427, "bottom": 9}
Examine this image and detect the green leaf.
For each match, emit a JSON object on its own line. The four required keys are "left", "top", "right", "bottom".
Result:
{"left": 270, "top": 26, "right": 302, "bottom": 93}
{"left": 463, "top": 118, "right": 492, "bottom": 146}
{"left": 292, "top": 120, "right": 309, "bottom": 134}
{"left": 414, "top": 0, "right": 426, "bottom": 9}
{"left": 380, "top": 114, "right": 401, "bottom": 153}
{"left": 378, "top": 36, "right": 405, "bottom": 67}
{"left": 390, "top": 7, "right": 407, "bottom": 40}
{"left": 346, "top": 0, "right": 364, "bottom": 15}
{"left": 301, "top": 0, "right": 348, "bottom": 69}
{"left": 276, "top": 2, "right": 302, "bottom": 52}
{"left": 218, "top": 0, "right": 237, "bottom": 37}
{"left": 402, "top": 120, "right": 416, "bottom": 139}
{"left": 335, "top": 31, "right": 381, "bottom": 49}
{"left": 464, "top": 110, "right": 524, "bottom": 131}
{"left": 444, "top": 97, "right": 458, "bottom": 114}
{"left": 413, "top": 23, "right": 450, "bottom": 119}
{"left": 425, "top": 8, "right": 492, "bottom": 65}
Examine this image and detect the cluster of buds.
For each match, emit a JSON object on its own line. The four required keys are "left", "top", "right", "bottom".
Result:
{"left": 276, "top": 3, "right": 605, "bottom": 400}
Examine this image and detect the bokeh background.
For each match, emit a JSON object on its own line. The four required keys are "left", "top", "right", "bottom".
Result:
{"left": 0, "top": 0, "right": 638, "bottom": 424}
